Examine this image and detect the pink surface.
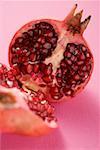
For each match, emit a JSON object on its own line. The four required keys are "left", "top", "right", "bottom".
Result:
{"left": 0, "top": 1, "right": 100, "bottom": 150}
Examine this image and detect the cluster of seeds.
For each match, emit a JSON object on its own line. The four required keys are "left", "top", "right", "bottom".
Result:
{"left": 56, "top": 43, "right": 93, "bottom": 96}
{"left": 0, "top": 63, "right": 56, "bottom": 122}
{"left": 0, "top": 63, "right": 19, "bottom": 88}
{"left": 11, "top": 22, "right": 58, "bottom": 70}
{"left": 27, "top": 91, "right": 56, "bottom": 122}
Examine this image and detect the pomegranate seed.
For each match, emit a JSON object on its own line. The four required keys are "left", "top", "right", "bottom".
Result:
{"left": 16, "top": 48, "right": 22, "bottom": 55}
{"left": 29, "top": 53, "right": 36, "bottom": 61}
{"left": 50, "top": 37, "right": 57, "bottom": 44}
{"left": 60, "top": 60, "right": 67, "bottom": 68}
{"left": 42, "top": 75, "right": 53, "bottom": 83}
{"left": 77, "top": 61, "right": 84, "bottom": 65}
{"left": 19, "top": 64, "right": 27, "bottom": 74}
{"left": 41, "top": 111, "right": 47, "bottom": 118}
{"left": 43, "top": 42, "right": 51, "bottom": 49}
{"left": 28, "top": 29, "right": 34, "bottom": 37}
{"left": 44, "top": 63, "right": 52, "bottom": 75}
{"left": 12, "top": 57, "right": 18, "bottom": 64}
{"left": 64, "top": 51, "right": 71, "bottom": 58}
{"left": 22, "top": 32, "right": 30, "bottom": 39}
{"left": 27, "top": 64, "right": 33, "bottom": 73}
{"left": 33, "top": 64, "right": 40, "bottom": 73}
{"left": 50, "top": 84, "right": 60, "bottom": 94}
{"left": 74, "top": 74, "right": 80, "bottom": 80}
{"left": 40, "top": 63, "right": 46, "bottom": 71}
{"left": 47, "top": 105, "right": 54, "bottom": 114}
{"left": 86, "top": 64, "right": 91, "bottom": 71}
{"left": 63, "top": 87, "right": 73, "bottom": 96}
{"left": 80, "top": 53, "right": 85, "bottom": 60}
{"left": 15, "top": 37, "right": 23, "bottom": 43}
{"left": 38, "top": 36, "right": 45, "bottom": 43}
{"left": 50, "top": 86, "right": 63, "bottom": 99}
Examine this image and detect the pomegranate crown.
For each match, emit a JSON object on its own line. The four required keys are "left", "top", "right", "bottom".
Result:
{"left": 64, "top": 4, "right": 91, "bottom": 34}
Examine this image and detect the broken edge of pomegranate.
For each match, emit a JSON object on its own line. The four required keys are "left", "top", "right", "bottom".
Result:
{"left": 0, "top": 86, "right": 57, "bottom": 136}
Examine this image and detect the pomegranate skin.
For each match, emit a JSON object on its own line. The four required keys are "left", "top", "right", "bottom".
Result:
{"left": 8, "top": 4, "right": 94, "bottom": 102}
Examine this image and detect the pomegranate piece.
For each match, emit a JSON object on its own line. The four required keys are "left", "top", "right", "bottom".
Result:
{"left": 0, "top": 86, "right": 57, "bottom": 136}
{"left": 0, "top": 64, "right": 57, "bottom": 136}
{"left": 8, "top": 4, "right": 94, "bottom": 102}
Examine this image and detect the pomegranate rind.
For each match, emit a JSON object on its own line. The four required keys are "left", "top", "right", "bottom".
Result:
{"left": 0, "top": 108, "right": 57, "bottom": 136}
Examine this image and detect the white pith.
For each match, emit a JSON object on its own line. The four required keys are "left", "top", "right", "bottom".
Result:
{"left": 0, "top": 86, "right": 29, "bottom": 110}
{"left": 44, "top": 29, "right": 68, "bottom": 75}
{"left": 45, "top": 119, "right": 58, "bottom": 128}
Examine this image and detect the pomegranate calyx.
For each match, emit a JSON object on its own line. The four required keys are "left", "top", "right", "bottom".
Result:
{"left": 64, "top": 4, "right": 77, "bottom": 23}
{"left": 80, "top": 15, "right": 91, "bottom": 34}
{"left": 67, "top": 10, "right": 83, "bottom": 34}
{"left": 64, "top": 4, "right": 91, "bottom": 34}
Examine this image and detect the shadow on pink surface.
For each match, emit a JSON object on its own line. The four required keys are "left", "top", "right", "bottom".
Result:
{"left": 0, "top": 90, "right": 99, "bottom": 150}
{"left": 1, "top": 129, "right": 66, "bottom": 150}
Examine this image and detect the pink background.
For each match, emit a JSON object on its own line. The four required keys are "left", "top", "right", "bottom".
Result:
{"left": 0, "top": 0, "right": 100, "bottom": 150}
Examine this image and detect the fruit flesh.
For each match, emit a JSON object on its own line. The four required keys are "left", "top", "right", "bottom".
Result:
{"left": 0, "top": 108, "right": 57, "bottom": 136}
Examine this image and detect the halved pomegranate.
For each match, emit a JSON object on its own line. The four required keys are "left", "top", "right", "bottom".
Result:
{"left": 0, "top": 64, "right": 57, "bottom": 136}
{"left": 9, "top": 4, "right": 94, "bottom": 102}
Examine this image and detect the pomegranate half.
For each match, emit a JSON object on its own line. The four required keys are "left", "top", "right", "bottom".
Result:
{"left": 0, "top": 64, "right": 57, "bottom": 136}
{"left": 9, "top": 4, "right": 94, "bottom": 102}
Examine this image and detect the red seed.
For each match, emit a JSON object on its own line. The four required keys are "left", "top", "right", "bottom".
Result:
{"left": 47, "top": 105, "right": 54, "bottom": 114}
{"left": 42, "top": 75, "right": 53, "bottom": 83}
{"left": 12, "top": 57, "right": 18, "bottom": 64}
{"left": 74, "top": 74, "right": 80, "bottom": 80}
{"left": 33, "top": 64, "right": 40, "bottom": 73}
{"left": 44, "top": 63, "right": 52, "bottom": 75}
{"left": 27, "top": 64, "right": 33, "bottom": 73}
{"left": 50, "top": 84, "right": 59, "bottom": 93}
{"left": 63, "top": 87, "right": 72, "bottom": 96}
{"left": 29, "top": 53, "right": 36, "bottom": 61}
{"left": 40, "top": 63, "right": 46, "bottom": 71}
{"left": 50, "top": 84, "right": 63, "bottom": 100}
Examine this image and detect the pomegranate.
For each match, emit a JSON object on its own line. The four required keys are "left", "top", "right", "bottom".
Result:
{"left": 0, "top": 64, "right": 57, "bottom": 136}
{"left": 9, "top": 4, "right": 94, "bottom": 102}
